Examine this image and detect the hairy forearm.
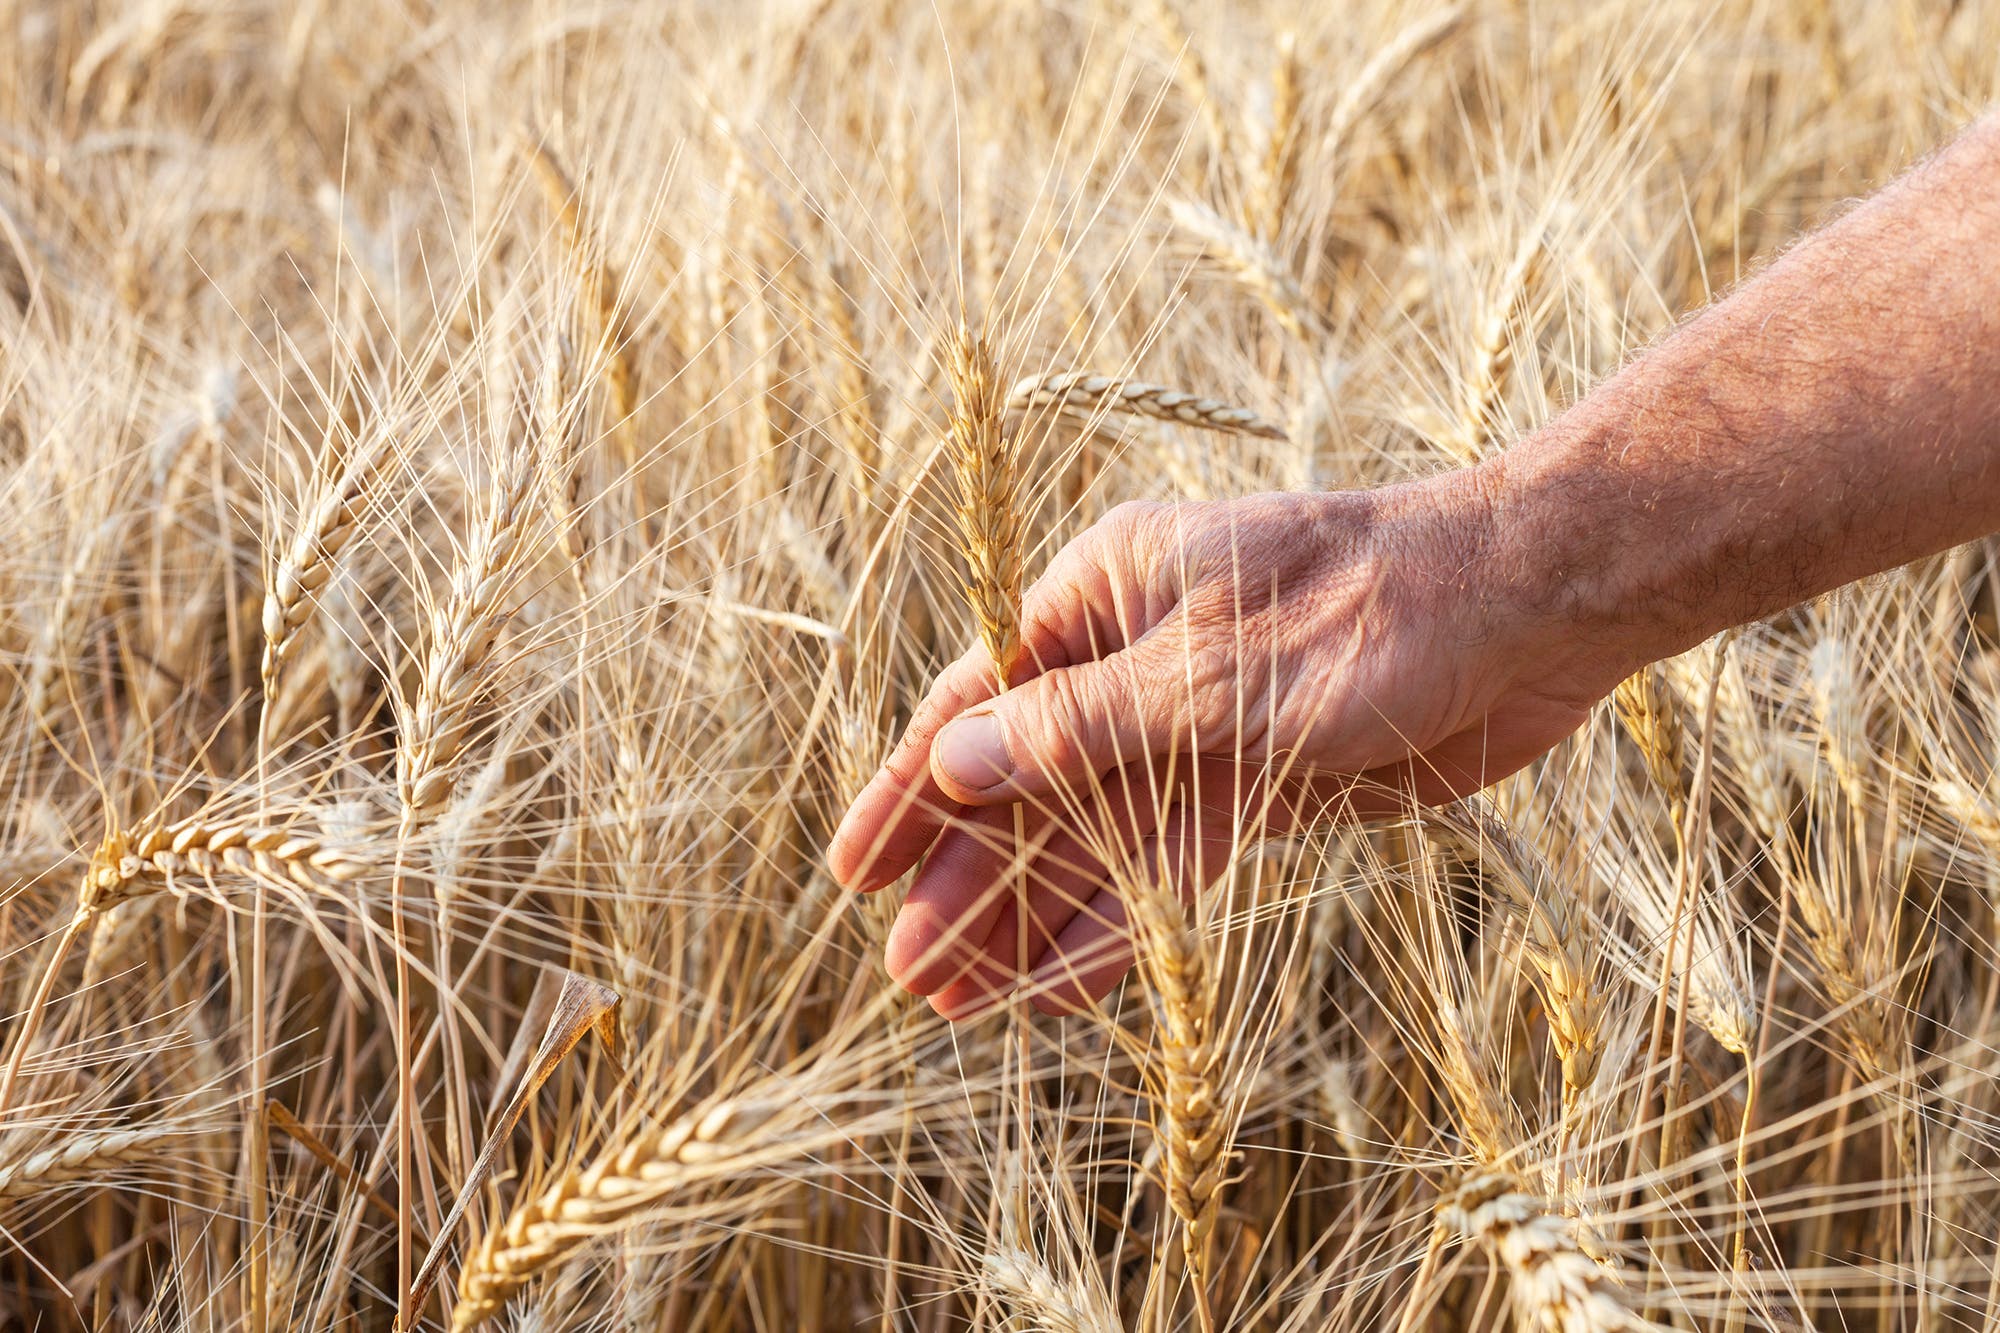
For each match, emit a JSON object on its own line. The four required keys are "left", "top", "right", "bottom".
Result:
{"left": 1481, "top": 113, "right": 2000, "bottom": 681}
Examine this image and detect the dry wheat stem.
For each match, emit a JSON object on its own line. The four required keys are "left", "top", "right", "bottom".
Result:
{"left": 1007, "top": 372, "right": 1290, "bottom": 441}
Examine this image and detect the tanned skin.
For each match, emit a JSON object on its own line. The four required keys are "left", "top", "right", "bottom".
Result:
{"left": 829, "top": 114, "right": 2000, "bottom": 1019}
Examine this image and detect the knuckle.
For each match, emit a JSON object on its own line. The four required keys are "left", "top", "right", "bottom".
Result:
{"left": 1020, "top": 667, "right": 1097, "bottom": 774}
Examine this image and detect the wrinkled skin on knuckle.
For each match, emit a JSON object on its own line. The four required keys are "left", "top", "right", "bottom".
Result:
{"left": 1017, "top": 661, "right": 1097, "bottom": 778}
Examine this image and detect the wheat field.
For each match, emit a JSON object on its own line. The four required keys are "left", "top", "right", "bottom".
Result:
{"left": 3, "top": 1, "right": 1999, "bottom": 1328}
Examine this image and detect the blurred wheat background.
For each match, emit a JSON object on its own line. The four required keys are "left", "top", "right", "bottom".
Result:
{"left": 3, "top": 0, "right": 1999, "bottom": 1328}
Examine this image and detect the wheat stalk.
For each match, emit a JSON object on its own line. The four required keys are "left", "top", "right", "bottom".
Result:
{"left": 1007, "top": 371, "right": 1289, "bottom": 441}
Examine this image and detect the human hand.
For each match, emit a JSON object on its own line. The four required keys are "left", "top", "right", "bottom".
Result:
{"left": 828, "top": 468, "right": 1627, "bottom": 1018}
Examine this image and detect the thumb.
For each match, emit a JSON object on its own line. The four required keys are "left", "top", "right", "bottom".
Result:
{"left": 930, "top": 639, "right": 1207, "bottom": 803}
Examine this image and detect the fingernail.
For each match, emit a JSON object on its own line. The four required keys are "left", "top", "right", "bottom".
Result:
{"left": 935, "top": 714, "right": 1012, "bottom": 792}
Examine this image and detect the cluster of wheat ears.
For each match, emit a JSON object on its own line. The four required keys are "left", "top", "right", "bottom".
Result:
{"left": 2, "top": 1, "right": 1998, "bottom": 1329}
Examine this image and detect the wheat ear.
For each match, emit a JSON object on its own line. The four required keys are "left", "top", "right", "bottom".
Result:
{"left": 80, "top": 818, "right": 371, "bottom": 911}
{"left": 983, "top": 1246, "right": 1121, "bottom": 1333}
{"left": 450, "top": 1084, "right": 881, "bottom": 1329}
{"left": 1613, "top": 665, "right": 1687, "bottom": 811}
{"left": 1443, "top": 230, "right": 1547, "bottom": 466}
{"left": 527, "top": 136, "right": 637, "bottom": 468}
{"left": 1249, "top": 32, "right": 1300, "bottom": 240}
{"left": 1428, "top": 802, "right": 1605, "bottom": 1109}
{"left": 398, "top": 444, "right": 545, "bottom": 822}
{"left": 946, "top": 324, "right": 1024, "bottom": 684}
{"left": 1127, "top": 874, "right": 1224, "bottom": 1319}
{"left": 1169, "top": 199, "right": 1322, "bottom": 343}
{"left": 1437, "top": 1171, "right": 1658, "bottom": 1333}
{"left": 0, "top": 1121, "right": 202, "bottom": 1202}
{"left": 1150, "top": 0, "right": 1234, "bottom": 164}
{"left": 260, "top": 438, "right": 383, "bottom": 710}
{"left": 1323, "top": 6, "right": 1467, "bottom": 156}
{"left": 1007, "top": 371, "right": 1289, "bottom": 441}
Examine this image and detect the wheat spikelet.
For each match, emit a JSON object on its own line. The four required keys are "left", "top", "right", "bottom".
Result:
{"left": 1436, "top": 1171, "right": 1658, "bottom": 1332}
{"left": 1007, "top": 371, "right": 1289, "bottom": 441}
{"left": 946, "top": 324, "right": 1024, "bottom": 683}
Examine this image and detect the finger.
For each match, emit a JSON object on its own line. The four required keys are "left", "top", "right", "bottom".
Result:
{"left": 931, "top": 627, "right": 1219, "bottom": 806}
{"left": 882, "top": 804, "right": 1039, "bottom": 994}
{"left": 1019, "top": 766, "right": 1397, "bottom": 1013}
{"left": 830, "top": 524, "right": 1158, "bottom": 892}
{"left": 888, "top": 769, "right": 1168, "bottom": 997}
{"left": 827, "top": 649, "right": 998, "bottom": 893}
{"left": 1026, "top": 884, "right": 1135, "bottom": 1015}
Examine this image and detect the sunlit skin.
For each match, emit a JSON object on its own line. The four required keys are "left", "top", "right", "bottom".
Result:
{"left": 830, "top": 114, "right": 2000, "bottom": 1019}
